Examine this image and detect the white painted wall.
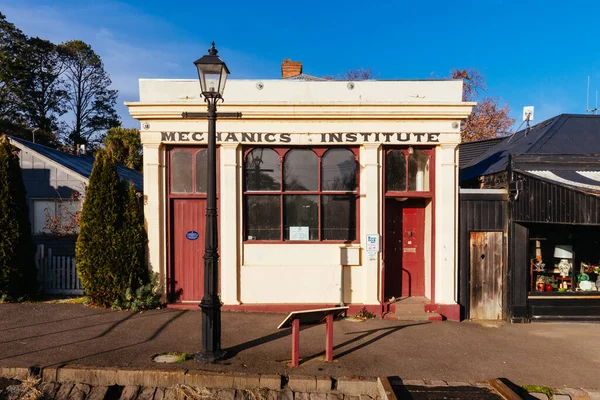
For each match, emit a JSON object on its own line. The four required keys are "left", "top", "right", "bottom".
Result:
{"left": 127, "top": 78, "right": 473, "bottom": 307}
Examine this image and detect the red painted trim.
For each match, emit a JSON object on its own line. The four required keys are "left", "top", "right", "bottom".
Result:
{"left": 291, "top": 318, "right": 300, "bottom": 367}
{"left": 384, "top": 192, "right": 433, "bottom": 198}
{"left": 382, "top": 145, "right": 435, "bottom": 304}
{"left": 243, "top": 240, "right": 358, "bottom": 245}
{"left": 166, "top": 145, "right": 221, "bottom": 301}
{"left": 424, "top": 303, "right": 460, "bottom": 321}
{"left": 380, "top": 194, "right": 386, "bottom": 309}
{"left": 325, "top": 314, "right": 334, "bottom": 362}
{"left": 430, "top": 148, "right": 436, "bottom": 303}
{"left": 242, "top": 145, "right": 360, "bottom": 244}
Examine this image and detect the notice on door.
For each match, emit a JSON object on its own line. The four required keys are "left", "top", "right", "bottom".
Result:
{"left": 289, "top": 226, "right": 309, "bottom": 240}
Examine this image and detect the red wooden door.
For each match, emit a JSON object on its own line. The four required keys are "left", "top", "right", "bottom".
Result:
{"left": 384, "top": 199, "right": 404, "bottom": 300}
{"left": 172, "top": 199, "right": 206, "bottom": 302}
{"left": 401, "top": 204, "right": 425, "bottom": 297}
{"left": 384, "top": 199, "right": 426, "bottom": 299}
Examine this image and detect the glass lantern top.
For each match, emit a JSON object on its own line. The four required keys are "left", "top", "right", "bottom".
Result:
{"left": 193, "top": 42, "right": 230, "bottom": 98}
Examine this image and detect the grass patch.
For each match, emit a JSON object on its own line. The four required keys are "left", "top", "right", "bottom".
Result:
{"left": 155, "top": 352, "right": 195, "bottom": 363}
{"left": 175, "top": 352, "right": 194, "bottom": 362}
{"left": 43, "top": 296, "right": 86, "bottom": 304}
{"left": 523, "top": 385, "right": 554, "bottom": 398}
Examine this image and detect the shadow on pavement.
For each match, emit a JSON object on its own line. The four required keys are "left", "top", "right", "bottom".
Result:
{"left": 223, "top": 324, "right": 317, "bottom": 360}
{"left": 0, "top": 309, "right": 110, "bottom": 332}
{"left": 0, "top": 309, "right": 187, "bottom": 367}
{"left": 300, "top": 322, "right": 430, "bottom": 365}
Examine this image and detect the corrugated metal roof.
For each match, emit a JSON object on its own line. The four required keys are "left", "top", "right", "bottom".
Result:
{"left": 577, "top": 171, "right": 600, "bottom": 182}
{"left": 521, "top": 169, "right": 600, "bottom": 192}
{"left": 9, "top": 136, "right": 143, "bottom": 192}
{"left": 283, "top": 73, "right": 327, "bottom": 81}
{"left": 460, "top": 114, "right": 600, "bottom": 182}
{"left": 458, "top": 136, "right": 508, "bottom": 167}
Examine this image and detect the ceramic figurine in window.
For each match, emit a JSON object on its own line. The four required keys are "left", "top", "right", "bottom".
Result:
{"left": 554, "top": 245, "right": 573, "bottom": 278}
{"left": 557, "top": 259, "right": 571, "bottom": 277}
{"left": 533, "top": 259, "right": 546, "bottom": 272}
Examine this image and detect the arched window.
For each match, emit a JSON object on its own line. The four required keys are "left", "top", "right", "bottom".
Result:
{"left": 284, "top": 149, "right": 318, "bottom": 191}
{"left": 385, "top": 150, "right": 406, "bottom": 192}
{"left": 322, "top": 148, "right": 357, "bottom": 191}
{"left": 244, "top": 148, "right": 281, "bottom": 191}
{"left": 171, "top": 150, "right": 193, "bottom": 193}
{"left": 408, "top": 150, "right": 430, "bottom": 191}
{"left": 244, "top": 147, "right": 359, "bottom": 242}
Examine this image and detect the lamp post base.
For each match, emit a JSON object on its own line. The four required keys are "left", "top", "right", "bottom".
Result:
{"left": 195, "top": 350, "right": 226, "bottom": 363}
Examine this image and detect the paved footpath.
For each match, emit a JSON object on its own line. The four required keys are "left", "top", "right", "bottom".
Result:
{"left": 1, "top": 304, "right": 600, "bottom": 394}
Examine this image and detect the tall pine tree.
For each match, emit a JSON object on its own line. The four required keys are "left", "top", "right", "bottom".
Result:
{"left": 0, "top": 135, "right": 36, "bottom": 298}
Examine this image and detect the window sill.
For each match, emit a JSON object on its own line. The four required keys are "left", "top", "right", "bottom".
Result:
{"left": 243, "top": 240, "right": 360, "bottom": 245}
{"left": 384, "top": 191, "right": 432, "bottom": 198}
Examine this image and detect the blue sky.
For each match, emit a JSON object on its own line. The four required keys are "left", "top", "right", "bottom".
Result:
{"left": 2, "top": 0, "right": 599, "bottom": 129}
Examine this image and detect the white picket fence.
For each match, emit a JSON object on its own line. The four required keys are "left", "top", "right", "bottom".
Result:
{"left": 35, "top": 244, "right": 83, "bottom": 295}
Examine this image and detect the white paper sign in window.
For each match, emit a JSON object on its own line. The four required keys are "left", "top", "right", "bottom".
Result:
{"left": 289, "top": 226, "right": 309, "bottom": 241}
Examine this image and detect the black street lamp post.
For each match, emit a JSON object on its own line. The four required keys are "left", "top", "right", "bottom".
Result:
{"left": 192, "top": 42, "right": 230, "bottom": 363}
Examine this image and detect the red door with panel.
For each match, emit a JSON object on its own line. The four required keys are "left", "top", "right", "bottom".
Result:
{"left": 384, "top": 199, "right": 425, "bottom": 299}
{"left": 171, "top": 198, "right": 206, "bottom": 302}
{"left": 401, "top": 204, "right": 425, "bottom": 297}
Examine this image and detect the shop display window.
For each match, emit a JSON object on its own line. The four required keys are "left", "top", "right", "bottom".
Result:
{"left": 243, "top": 147, "right": 359, "bottom": 242}
{"left": 528, "top": 226, "right": 600, "bottom": 294}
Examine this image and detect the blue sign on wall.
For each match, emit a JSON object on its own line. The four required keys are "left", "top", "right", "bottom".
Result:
{"left": 186, "top": 230, "right": 199, "bottom": 240}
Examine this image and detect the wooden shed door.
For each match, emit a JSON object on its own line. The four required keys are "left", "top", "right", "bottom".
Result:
{"left": 470, "top": 232, "right": 503, "bottom": 319}
{"left": 172, "top": 199, "right": 206, "bottom": 302}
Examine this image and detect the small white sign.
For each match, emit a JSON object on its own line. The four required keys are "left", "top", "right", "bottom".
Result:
{"left": 289, "top": 226, "right": 309, "bottom": 241}
{"left": 367, "top": 251, "right": 378, "bottom": 260}
{"left": 523, "top": 106, "right": 534, "bottom": 122}
{"left": 366, "top": 234, "right": 380, "bottom": 252}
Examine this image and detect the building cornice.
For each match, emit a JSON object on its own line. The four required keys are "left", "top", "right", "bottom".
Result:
{"left": 126, "top": 102, "right": 475, "bottom": 121}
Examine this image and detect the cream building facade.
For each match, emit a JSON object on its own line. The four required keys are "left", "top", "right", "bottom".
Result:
{"left": 126, "top": 78, "right": 474, "bottom": 320}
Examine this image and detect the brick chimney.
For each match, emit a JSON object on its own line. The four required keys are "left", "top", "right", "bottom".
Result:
{"left": 281, "top": 58, "right": 302, "bottom": 78}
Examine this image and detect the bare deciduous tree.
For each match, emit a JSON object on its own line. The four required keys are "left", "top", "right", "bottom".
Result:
{"left": 324, "top": 68, "right": 379, "bottom": 81}
{"left": 451, "top": 68, "right": 514, "bottom": 142}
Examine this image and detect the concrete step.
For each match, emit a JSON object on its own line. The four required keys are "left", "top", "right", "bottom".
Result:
{"left": 384, "top": 311, "right": 443, "bottom": 321}
{"left": 387, "top": 296, "right": 431, "bottom": 314}
{"left": 389, "top": 302, "right": 428, "bottom": 313}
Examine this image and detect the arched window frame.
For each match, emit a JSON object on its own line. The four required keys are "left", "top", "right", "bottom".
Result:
{"left": 384, "top": 147, "right": 434, "bottom": 197}
{"left": 243, "top": 146, "right": 360, "bottom": 242}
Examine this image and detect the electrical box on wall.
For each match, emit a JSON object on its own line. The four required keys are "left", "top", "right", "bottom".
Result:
{"left": 340, "top": 247, "right": 360, "bottom": 266}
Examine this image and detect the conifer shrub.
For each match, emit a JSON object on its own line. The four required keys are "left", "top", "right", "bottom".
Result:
{"left": 76, "top": 150, "right": 149, "bottom": 307}
{"left": 119, "top": 183, "right": 148, "bottom": 289}
{"left": 0, "top": 135, "right": 37, "bottom": 299}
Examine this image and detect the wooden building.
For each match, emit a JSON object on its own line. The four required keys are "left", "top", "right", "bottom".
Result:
{"left": 8, "top": 136, "right": 142, "bottom": 256}
{"left": 459, "top": 114, "right": 600, "bottom": 321}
